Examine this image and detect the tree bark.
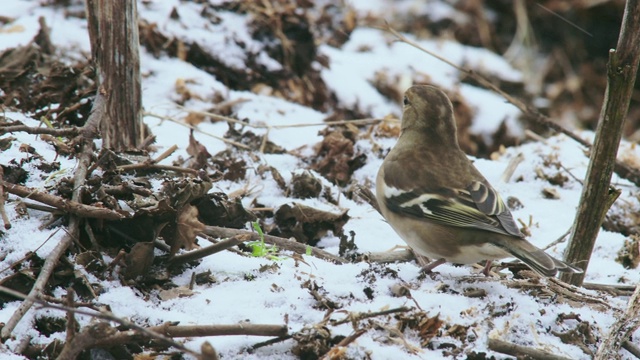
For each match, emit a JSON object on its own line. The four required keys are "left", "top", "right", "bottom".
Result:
{"left": 561, "top": 0, "right": 640, "bottom": 286}
{"left": 86, "top": 0, "right": 144, "bottom": 151}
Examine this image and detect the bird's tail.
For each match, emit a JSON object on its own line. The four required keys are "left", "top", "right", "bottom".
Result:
{"left": 496, "top": 237, "right": 583, "bottom": 277}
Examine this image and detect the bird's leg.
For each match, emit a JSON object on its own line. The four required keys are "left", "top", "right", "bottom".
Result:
{"left": 420, "top": 258, "right": 446, "bottom": 273}
{"left": 482, "top": 260, "right": 493, "bottom": 276}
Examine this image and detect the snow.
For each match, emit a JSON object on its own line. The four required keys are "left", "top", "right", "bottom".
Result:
{"left": 1, "top": 1, "right": 639, "bottom": 359}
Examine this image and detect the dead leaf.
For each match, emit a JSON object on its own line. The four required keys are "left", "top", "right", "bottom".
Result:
{"left": 288, "top": 170, "right": 322, "bottom": 199}
{"left": 616, "top": 234, "right": 640, "bottom": 269}
{"left": 158, "top": 286, "right": 196, "bottom": 301}
{"left": 274, "top": 202, "right": 349, "bottom": 246}
{"left": 123, "top": 242, "right": 155, "bottom": 280}
{"left": 194, "top": 192, "right": 257, "bottom": 228}
{"left": 186, "top": 130, "right": 211, "bottom": 170}
{"left": 418, "top": 314, "right": 444, "bottom": 347}
{"left": 170, "top": 204, "right": 206, "bottom": 255}
{"left": 312, "top": 129, "right": 365, "bottom": 186}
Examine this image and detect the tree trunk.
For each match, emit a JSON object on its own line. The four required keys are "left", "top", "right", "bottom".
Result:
{"left": 86, "top": 0, "right": 143, "bottom": 151}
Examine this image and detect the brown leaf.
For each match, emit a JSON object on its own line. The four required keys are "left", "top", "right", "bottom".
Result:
{"left": 170, "top": 204, "right": 206, "bottom": 255}
{"left": 312, "top": 129, "right": 365, "bottom": 186}
{"left": 288, "top": 171, "right": 322, "bottom": 199}
{"left": 123, "top": 242, "right": 155, "bottom": 280}
{"left": 274, "top": 202, "right": 349, "bottom": 246}
{"left": 194, "top": 192, "right": 257, "bottom": 228}
{"left": 186, "top": 130, "right": 211, "bottom": 170}
{"left": 616, "top": 234, "right": 640, "bottom": 269}
{"left": 184, "top": 111, "right": 206, "bottom": 126}
{"left": 418, "top": 314, "right": 444, "bottom": 347}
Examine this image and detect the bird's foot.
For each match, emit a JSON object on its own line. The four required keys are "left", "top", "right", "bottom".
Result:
{"left": 482, "top": 260, "right": 493, "bottom": 277}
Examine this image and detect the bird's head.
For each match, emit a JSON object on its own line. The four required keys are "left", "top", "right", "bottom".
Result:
{"left": 401, "top": 85, "right": 458, "bottom": 147}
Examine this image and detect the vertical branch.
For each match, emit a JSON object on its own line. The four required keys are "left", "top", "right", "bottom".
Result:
{"left": 86, "top": 0, "right": 143, "bottom": 151}
{"left": 561, "top": 0, "right": 640, "bottom": 285}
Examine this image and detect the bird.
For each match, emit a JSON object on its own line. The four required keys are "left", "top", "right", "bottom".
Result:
{"left": 375, "top": 84, "right": 582, "bottom": 277}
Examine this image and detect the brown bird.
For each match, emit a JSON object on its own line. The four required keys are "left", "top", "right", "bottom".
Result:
{"left": 376, "top": 85, "right": 582, "bottom": 276}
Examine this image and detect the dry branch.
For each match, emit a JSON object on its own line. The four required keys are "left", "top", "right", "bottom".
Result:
{"left": 488, "top": 338, "right": 573, "bottom": 360}
{"left": 117, "top": 162, "right": 199, "bottom": 175}
{"left": 148, "top": 323, "right": 288, "bottom": 338}
{"left": 169, "top": 234, "right": 251, "bottom": 267}
{"left": 329, "top": 307, "right": 410, "bottom": 326}
{"left": 1, "top": 181, "right": 127, "bottom": 220}
{"left": 0, "top": 124, "right": 80, "bottom": 137}
{"left": 201, "top": 225, "right": 348, "bottom": 264}
{"left": 361, "top": 250, "right": 414, "bottom": 264}
{"left": 561, "top": 0, "right": 640, "bottom": 285}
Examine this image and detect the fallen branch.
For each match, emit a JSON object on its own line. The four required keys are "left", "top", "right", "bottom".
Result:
{"left": 0, "top": 124, "right": 80, "bottom": 137}
{"left": 169, "top": 234, "right": 251, "bottom": 267}
{"left": 1, "top": 181, "right": 128, "bottom": 220}
{"left": 117, "top": 163, "right": 198, "bottom": 175}
{"left": 583, "top": 282, "right": 637, "bottom": 296}
{"left": 487, "top": 338, "right": 573, "bottom": 360}
{"left": 502, "top": 272, "right": 614, "bottom": 312}
{"left": 148, "top": 323, "right": 288, "bottom": 338}
{"left": 201, "top": 225, "right": 348, "bottom": 264}
{"left": 360, "top": 250, "right": 414, "bottom": 264}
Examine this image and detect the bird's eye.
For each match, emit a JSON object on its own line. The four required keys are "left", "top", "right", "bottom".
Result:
{"left": 403, "top": 96, "right": 409, "bottom": 106}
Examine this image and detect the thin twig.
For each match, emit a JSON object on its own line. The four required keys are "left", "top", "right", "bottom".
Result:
{"left": 542, "top": 227, "right": 572, "bottom": 250}
{"left": 168, "top": 234, "right": 251, "bottom": 267}
{"left": 116, "top": 162, "right": 198, "bottom": 174}
{"left": 330, "top": 307, "right": 411, "bottom": 326}
{"left": 143, "top": 111, "right": 250, "bottom": 150}
{"left": 201, "top": 225, "right": 348, "bottom": 264}
{"left": 1, "top": 180, "right": 127, "bottom": 220}
{"left": 387, "top": 24, "right": 640, "bottom": 188}
{"left": 178, "top": 106, "right": 392, "bottom": 129}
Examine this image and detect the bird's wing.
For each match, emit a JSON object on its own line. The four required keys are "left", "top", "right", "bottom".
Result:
{"left": 466, "top": 180, "right": 523, "bottom": 237}
{"left": 382, "top": 171, "right": 523, "bottom": 237}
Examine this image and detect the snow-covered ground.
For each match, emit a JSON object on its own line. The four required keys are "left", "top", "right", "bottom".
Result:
{"left": 1, "top": 1, "right": 639, "bottom": 359}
